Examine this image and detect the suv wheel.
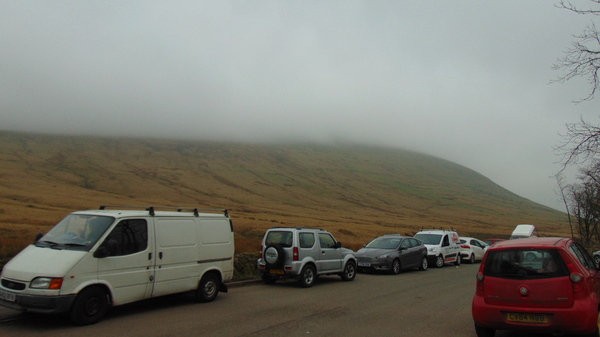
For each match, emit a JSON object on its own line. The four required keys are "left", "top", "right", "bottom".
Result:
{"left": 419, "top": 256, "right": 428, "bottom": 271}
{"left": 264, "top": 244, "right": 285, "bottom": 268}
{"left": 390, "top": 259, "right": 401, "bottom": 275}
{"left": 299, "top": 264, "right": 316, "bottom": 288}
{"left": 435, "top": 255, "right": 444, "bottom": 268}
{"left": 341, "top": 261, "right": 357, "bottom": 281}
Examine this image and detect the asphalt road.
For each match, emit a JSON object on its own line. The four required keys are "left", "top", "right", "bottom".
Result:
{"left": 0, "top": 263, "right": 593, "bottom": 336}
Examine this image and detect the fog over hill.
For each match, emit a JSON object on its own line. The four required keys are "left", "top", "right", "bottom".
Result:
{"left": 0, "top": 131, "right": 568, "bottom": 249}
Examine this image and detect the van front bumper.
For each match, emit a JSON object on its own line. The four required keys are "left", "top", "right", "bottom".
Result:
{"left": 0, "top": 289, "right": 75, "bottom": 314}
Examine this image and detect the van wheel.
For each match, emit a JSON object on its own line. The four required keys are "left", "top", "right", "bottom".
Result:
{"left": 419, "top": 257, "right": 428, "bottom": 271}
{"left": 70, "top": 286, "right": 109, "bottom": 325}
{"left": 298, "top": 265, "right": 316, "bottom": 288}
{"left": 455, "top": 254, "right": 461, "bottom": 266}
{"left": 469, "top": 254, "right": 475, "bottom": 264}
{"left": 196, "top": 273, "right": 219, "bottom": 302}
{"left": 341, "top": 261, "right": 356, "bottom": 281}
{"left": 390, "top": 259, "right": 401, "bottom": 275}
{"left": 435, "top": 255, "right": 444, "bottom": 268}
{"left": 474, "top": 325, "right": 495, "bottom": 337}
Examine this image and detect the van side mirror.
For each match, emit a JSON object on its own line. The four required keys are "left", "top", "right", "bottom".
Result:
{"left": 34, "top": 233, "right": 44, "bottom": 242}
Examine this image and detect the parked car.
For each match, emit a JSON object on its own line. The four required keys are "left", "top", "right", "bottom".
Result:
{"left": 472, "top": 237, "right": 600, "bottom": 337}
{"left": 414, "top": 229, "right": 461, "bottom": 267}
{"left": 483, "top": 239, "right": 505, "bottom": 246}
{"left": 256, "top": 227, "right": 357, "bottom": 287}
{"left": 459, "top": 237, "right": 488, "bottom": 264}
{"left": 356, "top": 235, "right": 428, "bottom": 274}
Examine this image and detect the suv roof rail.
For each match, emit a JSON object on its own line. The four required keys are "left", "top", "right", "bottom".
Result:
{"left": 98, "top": 205, "right": 229, "bottom": 217}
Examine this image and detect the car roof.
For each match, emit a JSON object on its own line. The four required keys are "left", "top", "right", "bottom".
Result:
{"left": 488, "top": 237, "right": 570, "bottom": 250}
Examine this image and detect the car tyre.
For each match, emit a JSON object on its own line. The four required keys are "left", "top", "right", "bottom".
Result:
{"left": 419, "top": 256, "right": 428, "bottom": 271}
{"left": 195, "top": 272, "right": 219, "bottom": 302}
{"left": 455, "top": 254, "right": 461, "bottom": 266}
{"left": 70, "top": 286, "right": 109, "bottom": 326}
{"left": 435, "top": 255, "right": 444, "bottom": 268}
{"left": 390, "top": 259, "right": 401, "bottom": 275}
{"left": 474, "top": 325, "right": 495, "bottom": 337}
{"left": 341, "top": 261, "right": 357, "bottom": 281}
{"left": 469, "top": 254, "right": 475, "bottom": 264}
{"left": 299, "top": 264, "right": 316, "bottom": 288}
{"left": 262, "top": 273, "right": 278, "bottom": 284}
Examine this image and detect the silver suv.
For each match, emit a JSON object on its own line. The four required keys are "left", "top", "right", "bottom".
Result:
{"left": 257, "top": 227, "right": 357, "bottom": 287}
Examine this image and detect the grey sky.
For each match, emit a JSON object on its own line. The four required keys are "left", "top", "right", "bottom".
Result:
{"left": 1, "top": 1, "right": 598, "bottom": 210}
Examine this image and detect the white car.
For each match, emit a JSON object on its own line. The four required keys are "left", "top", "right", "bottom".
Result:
{"left": 459, "top": 237, "right": 488, "bottom": 264}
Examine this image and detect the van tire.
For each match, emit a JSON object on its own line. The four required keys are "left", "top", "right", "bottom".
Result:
{"left": 264, "top": 245, "right": 285, "bottom": 269}
{"left": 341, "top": 261, "right": 356, "bottom": 281}
{"left": 196, "top": 273, "right": 219, "bottom": 302}
{"left": 70, "top": 286, "right": 109, "bottom": 325}
{"left": 298, "top": 264, "right": 316, "bottom": 288}
{"left": 435, "top": 255, "right": 444, "bottom": 268}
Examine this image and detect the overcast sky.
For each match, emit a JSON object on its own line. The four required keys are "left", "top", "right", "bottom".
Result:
{"left": 1, "top": 1, "right": 598, "bottom": 211}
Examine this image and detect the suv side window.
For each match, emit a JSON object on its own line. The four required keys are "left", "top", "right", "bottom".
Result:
{"left": 101, "top": 219, "right": 148, "bottom": 256}
{"left": 299, "top": 232, "right": 315, "bottom": 248}
{"left": 318, "top": 233, "right": 336, "bottom": 249}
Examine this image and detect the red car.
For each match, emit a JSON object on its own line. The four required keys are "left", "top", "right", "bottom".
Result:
{"left": 472, "top": 237, "right": 600, "bottom": 337}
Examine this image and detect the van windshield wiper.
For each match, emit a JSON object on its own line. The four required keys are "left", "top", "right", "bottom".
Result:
{"left": 35, "top": 240, "right": 62, "bottom": 249}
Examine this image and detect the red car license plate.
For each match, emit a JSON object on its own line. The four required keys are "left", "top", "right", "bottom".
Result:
{"left": 506, "top": 312, "right": 548, "bottom": 324}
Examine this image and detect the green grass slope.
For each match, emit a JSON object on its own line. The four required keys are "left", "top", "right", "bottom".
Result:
{"left": 0, "top": 131, "right": 568, "bottom": 254}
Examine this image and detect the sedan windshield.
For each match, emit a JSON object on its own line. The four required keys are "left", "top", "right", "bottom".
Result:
{"left": 365, "top": 237, "right": 401, "bottom": 249}
{"left": 35, "top": 214, "right": 114, "bottom": 251}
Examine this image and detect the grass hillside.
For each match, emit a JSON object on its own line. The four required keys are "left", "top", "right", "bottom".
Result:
{"left": 0, "top": 131, "right": 569, "bottom": 264}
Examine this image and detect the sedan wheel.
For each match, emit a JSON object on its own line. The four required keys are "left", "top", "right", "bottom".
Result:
{"left": 390, "top": 259, "right": 401, "bottom": 275}
{"left": 469, "top": 254, "right": 475, "bottom": 264}
{"left": 419, "top": 257, "right": 428, "bottom": 271}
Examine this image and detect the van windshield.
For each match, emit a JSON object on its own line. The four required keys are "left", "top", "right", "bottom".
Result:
{"left": 414, "top": 234, "right": 442, "bottom": 245}
{"left": 35, "top": 214, "right": 114, "bottom": 251}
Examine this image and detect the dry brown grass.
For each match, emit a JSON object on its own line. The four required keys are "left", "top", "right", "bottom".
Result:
{"left": 0, "top": 131, "right": 572, "bottom": 264}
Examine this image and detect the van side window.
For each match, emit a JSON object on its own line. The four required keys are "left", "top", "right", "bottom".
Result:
{"left": 102, "top": 219, "right": 148, "bottom": 256}
{"left": 442, "top": 235, "right": 449, "bottom": 247}
{"left": 318, "top": 233, "right": 336, "bottom": 249}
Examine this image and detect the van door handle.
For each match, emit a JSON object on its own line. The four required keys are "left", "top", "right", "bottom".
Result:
{"left": 148, "top": 253, "right": 152, "bottom": 260}
{"left": 159, "top": 252, "right": 163, "bottom": 259}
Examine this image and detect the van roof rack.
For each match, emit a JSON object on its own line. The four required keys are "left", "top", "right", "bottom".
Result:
{"left": 99, "top": 205, "right": 229, "bottom": 217}
{"left": 419, "top": 227, "right": 456, "bottom": 232}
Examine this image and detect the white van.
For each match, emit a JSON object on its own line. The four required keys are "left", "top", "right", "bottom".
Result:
{"left": 0, "top": 205, "right": 234, "bottom": 325}
{"left": 510, "top": 224, "right": 536, "bottom": 239}
{"left": 414, "top": 229, "right": 461, "bottom": 268}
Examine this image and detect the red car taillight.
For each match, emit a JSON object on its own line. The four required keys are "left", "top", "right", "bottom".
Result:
{"left": 476, "top": 272, "right": 484, "bottom": 292}
{"left": 293, "top": 247, "right": 299, "bottom": 261}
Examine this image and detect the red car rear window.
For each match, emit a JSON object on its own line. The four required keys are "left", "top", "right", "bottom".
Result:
{"left": 484, "top": 249, "right": 569, "bottom": 279}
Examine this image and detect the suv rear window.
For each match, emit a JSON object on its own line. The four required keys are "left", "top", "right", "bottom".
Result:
{"left": 484, "top": 249, "right": 569, "bottom": 279}
{"left": 265, "top": 230, "right": 293, "bottom": 248}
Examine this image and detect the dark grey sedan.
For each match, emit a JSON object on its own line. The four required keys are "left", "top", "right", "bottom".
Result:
{"left": 356, "top": 235, "right": 428, "bottom": 274}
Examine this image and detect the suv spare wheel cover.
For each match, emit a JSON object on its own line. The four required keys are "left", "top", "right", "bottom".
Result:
{"left": 265, "top": 246, "right": 281, "bottom": 265}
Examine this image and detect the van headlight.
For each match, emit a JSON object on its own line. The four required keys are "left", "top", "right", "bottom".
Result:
{"left": 30, "top": 277, "right": 63, "bottom": 290}
{"left": 428, "top": 247, "right": 438, "bottom": 253}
